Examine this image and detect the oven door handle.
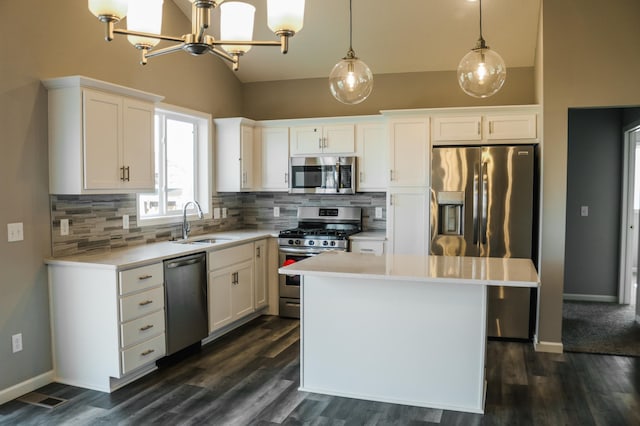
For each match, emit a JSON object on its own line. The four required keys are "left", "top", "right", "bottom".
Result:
{"left": 279, "top": 247, "right": 323, "bottom": 256}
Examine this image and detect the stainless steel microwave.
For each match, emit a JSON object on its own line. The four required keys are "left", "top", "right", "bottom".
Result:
{"left": 289, "top": 156, "right": 356, "bottom": 194}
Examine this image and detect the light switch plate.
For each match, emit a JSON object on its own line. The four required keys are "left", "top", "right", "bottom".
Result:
{"left": 375, "top": 207, "right": 383, "bottom": 219}
{"left": 122, "top": 215, "right": 129, "bottom": 230}
{"left": 12, "top": 333, "right": 22, "bottom": 353}
{"left": 581, "top": 206, "right": 589, "bottom": 217}
{"left": 7, "top": 223, "right": 24, "bottom": 242}
{"left": 60, "top": 219, "right": 69, "bottom": 236}
{"left": 213, "top": 208, "right": 221, "bottom": 219}
{"left": 273, "top": 207, "right": 280, "bottom": 217}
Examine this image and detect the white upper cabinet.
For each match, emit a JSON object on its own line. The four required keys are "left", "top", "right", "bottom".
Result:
{"left": 43, "top": 76, "right": 162, "bottom": 194}
{"left": 430, "top": 107, "right": 539, "bottom": 146}
{"left": 291, "top": 124, "right": 355, "bottom": 155}
{"left": 387, "top": 116, "right": 430, "bottom": 187}
{"left": 214, "top": 117, "right": 256, "bottom": 192}
{"left": 432, "top": 116, "right": 482, "bottom": 142}
{"left": 485, "top": 114, "right": 537, "bottom": 140}
{"left": 387, "top": 188, "right": 429, "bottom": 255}
{"left": 356, "top": 122, "right": 388, "bottom": 191}
{"left": 256, "top": 126, "right": 289, "bottom": 191}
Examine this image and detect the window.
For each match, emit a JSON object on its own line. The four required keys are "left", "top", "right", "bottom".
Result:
{"left": 137, "top": 104, "right": 212, "bottom": 225}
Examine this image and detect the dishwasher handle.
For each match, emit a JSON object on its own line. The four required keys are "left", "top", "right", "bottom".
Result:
{"left": 165, "top": 254, "right": 205, "bottom": 269}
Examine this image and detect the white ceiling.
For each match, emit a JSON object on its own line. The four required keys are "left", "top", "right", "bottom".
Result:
{"left": 172, "top": 0, "right": 541, "bottom": 83}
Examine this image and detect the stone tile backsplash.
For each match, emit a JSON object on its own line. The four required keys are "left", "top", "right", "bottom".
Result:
{"left": 50, "top": 192, "right": 386, "bottom": 257}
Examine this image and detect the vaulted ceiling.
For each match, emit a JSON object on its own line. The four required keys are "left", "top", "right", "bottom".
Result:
{"left": 172, "top": 0, "right": 541, "bottom": 83}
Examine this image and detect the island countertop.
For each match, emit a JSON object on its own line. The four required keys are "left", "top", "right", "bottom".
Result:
{"left": 279, "top": 251, "right": 539, "bottom": 288}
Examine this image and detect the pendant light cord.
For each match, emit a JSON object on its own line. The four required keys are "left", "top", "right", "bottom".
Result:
{"left": 479, "top": 0, "right": 483, "bottom": 41}
{"left": 349, "top": 0, "right": 354, "bottom": 52}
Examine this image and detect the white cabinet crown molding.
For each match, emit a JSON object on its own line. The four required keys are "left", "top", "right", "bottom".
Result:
{"left": 42, "top": 75, "right": 163, "bottom": 103}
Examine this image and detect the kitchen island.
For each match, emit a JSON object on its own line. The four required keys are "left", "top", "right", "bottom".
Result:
{"left": 278, "top": 251, "right": 539, "bottom": 414}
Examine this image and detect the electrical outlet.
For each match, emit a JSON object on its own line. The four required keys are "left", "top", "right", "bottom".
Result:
{"left": 213, "top": 208, "right": 221, "bottom": 219}
{"left": 273, "top": 207, "right": 280, "bottom": 217}
{"left": 12, "top": 333, "right": 22, "bottom": 353}
{"left": 122, "top": 214, "right": 129, "bottom": 230}
{"left": 60, "top": 219, "right": 69, "bottom": 236}
{"left": 375, "top": 207, "right": 383, "bottom": 219}
{"left": 7, "top": 222, "right": 24, "bottom": 242}
{"left": 581, "top": 206, "right": 589, "bottom": 217}
{"left": 222, "top": 208, "right": 228, "bottom": 218}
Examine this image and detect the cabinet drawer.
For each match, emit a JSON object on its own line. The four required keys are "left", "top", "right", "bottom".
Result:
{"left": 120, "top": 286, "right": 165, "bottom": 322}
{"left": 119, "top": 263, "right": 163, "bottom": 295}
{"left": 209, "top": 243, "right": 253, "bottom": 270}
{"left": 120, "top": 309, "right": 166, "bottom": 348}
{"left": 351, "top": 241, "right": 385, "bottom": 255}
{"left": 121, "top": 333, "right": 166, "bottom": 375}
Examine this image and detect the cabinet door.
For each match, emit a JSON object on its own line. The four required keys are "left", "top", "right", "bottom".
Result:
{"left": 254, "top": 240, "right": 268, "bottom": 309}
{"left": 323, "top": 125, "right": 355, "bottom": 154}
{"left": 356, "top": 123, "right": 387, "bottom": 191}
{"left": 240, "top": 125, "right": 254, "bottom": 190}
{"left": 122, "top": 99, "right": 155, "bottom": 190}
{"left": 388, "top": 118, "right": 429, "bottom": 187}
{"left": 485, "top": 114, "right": 537, "bottom": 140}
{"left": 432, "top": 116, "right": 482, "bottom": 143}
{"left": 260, "top": 127, "right": 289, "bottom": 190}
{"left": 232, "top": 260, "right": 255, "bottom": 319}
{"left": 83, "top": 89, "right": 121, "bottom": 189}
{"left": 387, "top": 189, "right": 429, "bottom": 255}
{"left": 291, "top": 126, "right": 323, "bottom": 155}
{"left": 208, "top": 267, "right": 233, "bottom": 332}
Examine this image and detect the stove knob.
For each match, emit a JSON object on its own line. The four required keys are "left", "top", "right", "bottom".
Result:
{"left": 322, "top": 241, "right": 329, "bottom": 246}
{"left": 309, "top": 240, "right": 315, "bottom": 246}
{"left": 330, "top": 241, "right": 336, "bottom": 247}
{"left": 288, "top": 240, "right": 294, "bottom": 245}
{"left": 295, "top": 240, "right": 301, "bottom": 245}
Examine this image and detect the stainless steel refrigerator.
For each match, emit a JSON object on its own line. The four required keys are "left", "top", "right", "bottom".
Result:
{"left": 430, "top": 145, "right": 536, "bottom": 339}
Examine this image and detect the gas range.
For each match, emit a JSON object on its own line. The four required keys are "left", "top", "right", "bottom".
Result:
{"left": 277, "top": 207, "right": 362, "bottom": 252}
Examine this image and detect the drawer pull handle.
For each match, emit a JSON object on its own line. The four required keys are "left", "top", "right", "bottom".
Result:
{"left": 360, "top": 248, "right": 375, "bottom": 252}
{"left": 141, "top": 349, "right": 155, "bottom": 356}
{"left": 139, "top": 324, "right": 154, "bottom": 331}
{"left": 138, "top": 300, "right": 153, "bottom": 306}
{"left": 138, "top": 275, "right": 153, "bottom": 280}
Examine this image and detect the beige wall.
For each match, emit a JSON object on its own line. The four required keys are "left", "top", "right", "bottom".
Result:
{"left": 0, "top": 1, "right": 242, "bottom": 392}
{"left": 243, "top": 67, "right": 535, "bottom": 120}
{"left": 538, "top": 0, "right": 640, "bottom": 343}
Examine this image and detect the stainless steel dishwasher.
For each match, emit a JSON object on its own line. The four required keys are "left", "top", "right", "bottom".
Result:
{"left": 164, "top": 252, "right": 208, "bottom": 355}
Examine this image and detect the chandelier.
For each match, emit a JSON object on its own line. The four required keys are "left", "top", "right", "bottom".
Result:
{"left": 457, "top": 0, "right": 506, "bottom": 98}
{"left": 88, "top": 0, "right": 305, "bottom": 71}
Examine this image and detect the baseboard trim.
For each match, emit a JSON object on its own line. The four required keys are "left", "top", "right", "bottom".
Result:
{"left": 0, "top": 370, "right": 54, "bottom": 406}
{"left": 563, "top": 293, "right": 618, "bottom": 303}
{"left": 534, "top": 340, "right": 563, "bottom": 354}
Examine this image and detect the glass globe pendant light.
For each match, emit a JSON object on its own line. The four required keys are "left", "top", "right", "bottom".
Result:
{"left": 457, "top": 0, "right": 506, "bottom": 98}
{"left": 329, "top": 0, "right": 373, "bottom": 105}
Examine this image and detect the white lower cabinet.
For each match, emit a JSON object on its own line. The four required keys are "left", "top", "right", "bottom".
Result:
{"left": 254, "top": 239, "right": 268, "bottom": 310}
{"left": 208, "top": 243, "right": 255, "bottom": 333}
{"left": 48, "top": 262, "right": 166, "bottom": 393}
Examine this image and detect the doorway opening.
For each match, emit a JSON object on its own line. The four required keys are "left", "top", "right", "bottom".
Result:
{"left": 619, "top": 126, "right": 640, "bottom": 308}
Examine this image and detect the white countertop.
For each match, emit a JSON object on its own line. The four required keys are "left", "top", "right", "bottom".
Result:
{"left": 349, "top": 231, "right": 386, "bottom": 241}
{"left": 45, "top": 229, "right": 277, "bottom": 270}
{"left": 279, "top": 251, "right": 540, "bottom": 287}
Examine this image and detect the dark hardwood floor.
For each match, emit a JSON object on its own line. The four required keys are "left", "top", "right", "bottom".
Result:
{"left": 1, "top": 315, "right": 639, "bottom": 425}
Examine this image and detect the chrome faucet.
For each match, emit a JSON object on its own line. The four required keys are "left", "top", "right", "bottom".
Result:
{"left": 182, "top": 200, "right": 204, "bottom": 240}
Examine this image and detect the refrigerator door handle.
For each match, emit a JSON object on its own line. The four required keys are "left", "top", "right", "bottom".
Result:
{"left": 473, "top": 164, "right": 480, "bottom": 245}
{"left": 481, "top": 161, "right": 489, "bottom": 246}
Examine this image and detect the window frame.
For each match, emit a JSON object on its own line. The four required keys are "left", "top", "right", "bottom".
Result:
{"left": 137, "top": 103, "right": 212, "bottom": 227}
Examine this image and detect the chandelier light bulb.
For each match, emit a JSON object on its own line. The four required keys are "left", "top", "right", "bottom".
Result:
{"left": 220, "top": 2, "right": 256, "bottom": 55}
{"left": 127, "top": 0, "right": 164, "bottom": 49}
{"left": 88, "top": 0, "right": 128, "bottom": 21}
